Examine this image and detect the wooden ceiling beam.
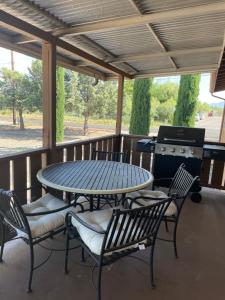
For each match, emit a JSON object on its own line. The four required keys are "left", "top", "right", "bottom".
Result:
{"left": 54, "top": 2, "right": 225, "bottom": 36}
{"left": 0, "top": 10, "right": 132, "bottom": 78}
{"left": 128, "top": 0, "right": 177, "bottom": 69}
{"left": 107, "top": 46, "right": 222, "bottom": 63}
{"left": 126, "top": 65, "right": 218, "bottom": 79}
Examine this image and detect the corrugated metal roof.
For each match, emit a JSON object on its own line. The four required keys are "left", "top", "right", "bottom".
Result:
{"left": 0, "top": 0, "right": 224, "bottom": 81}
{"left": 33, "top": 0, "right": 137, "bottom": 25}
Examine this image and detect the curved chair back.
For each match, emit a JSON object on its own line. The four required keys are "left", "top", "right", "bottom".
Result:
{"left": 92, "top": 150, "right": 128, "bottom": 163}
{"left": 168, "top": 164, "right": 199, "bottom": 211}
{"left": 0, "top": 189, "right": 30, "bottom": 236}
{"left": 101, "top": 197, "right": 171, "bottom": 255}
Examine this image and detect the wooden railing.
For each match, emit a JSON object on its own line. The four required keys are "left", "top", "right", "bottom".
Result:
{"left": 0, "top": 134, "right": 120, "bottom": 204}
{"left": 0, "top": 133, "right": 225, "bottom": 206}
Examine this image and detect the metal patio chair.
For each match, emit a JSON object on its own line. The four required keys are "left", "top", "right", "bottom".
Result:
{"left": 127, "top": 164, "right": 199, "bottom": 258}
{"left": 65, "top": 196, "right": 172, "bottom": 300}
{"left": 91, "top": 150, "right": 129, "bottom": 209}
{"left": 0, "top": 186, "right": 85, "bottom": 293}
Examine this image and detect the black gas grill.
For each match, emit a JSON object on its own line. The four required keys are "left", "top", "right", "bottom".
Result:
{"left": 138, "top": 126, "right": 206, "bottom": 202}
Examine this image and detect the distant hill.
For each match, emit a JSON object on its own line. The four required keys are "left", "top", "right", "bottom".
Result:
{"left": 210, "top": 102, "right": 224, "bottom": 108}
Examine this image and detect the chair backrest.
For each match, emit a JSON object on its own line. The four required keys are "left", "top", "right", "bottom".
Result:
{"left": 101, "top": 197, "right": 171, "bottom": 255}
{"left": 92, "top": 150, "right": 128, "bottom": 163}
{"left": 168, "top": 164, "right": 199, "bottom": 211}
{"left": 0, "top": 189, "right": 29, "bottom": 235}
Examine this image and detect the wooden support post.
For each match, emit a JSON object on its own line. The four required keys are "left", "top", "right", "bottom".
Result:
{"left": 219, "top": 104, "right": 225, "bottom": 142}
{"left": 115, "top": 75, "right": 124, "bottom": 135}
{"left": 42, "top": 41, "right": 57, "bottom": 163}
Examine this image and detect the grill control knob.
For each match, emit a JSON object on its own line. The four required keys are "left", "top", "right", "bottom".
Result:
{"left": 190, "top": 150, "right": 194, "bottom": 155}
{"left": 180, "top": 148, "right": 185, "bottom": 153}
{"left": 171, "top": 148, "right": 175, "bottom": 153}
{"left": 161, "top": 146, "right": 166, "bottom": 152}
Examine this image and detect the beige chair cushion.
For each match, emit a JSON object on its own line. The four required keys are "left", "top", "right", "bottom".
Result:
{"left": 22, "top": 194, "right": 87, "bottom": 238}
{"left": 71, "top": 208, "right": 143, "bottom": 256}
{"left": 127, "top": 190, "right": 177, "bottom": 217}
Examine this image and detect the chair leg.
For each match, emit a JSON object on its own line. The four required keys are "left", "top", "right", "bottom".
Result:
{"left": 81, "top": 247, "right": 85, "bottom": 262}
{"left": 173, "top": 223, "right": 179, "bottom": 259}
{"left": 150, "top": 241, "right": 156, "bottom": 289}
{"left": 0, "top": 219, "right": 5, "bottom": 263}
{"left": 164, "top": 220, "right": 169, "bottom": 232}
{"left": 27, "top": 243, "right": 34, "bottom": 293}
{"left": 65, "top": 233, "right": 70, "bottom": 274}
{"left": 97, "top": 264, "right": 103, "bottom": 300}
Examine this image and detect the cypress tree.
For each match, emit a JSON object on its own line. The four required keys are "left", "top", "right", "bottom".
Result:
{"left": 129, "top": 78, "right": 152, "bottom": 135}
{"left": 56, "top": 66, "right": 65, "bottom": 142}
{"left": 173, "top": 74, "right": 200, "bottom": 127}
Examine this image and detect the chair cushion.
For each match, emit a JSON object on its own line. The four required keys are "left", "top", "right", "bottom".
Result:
{"left": 127, "top": 190, "right": 177, "bottom": 217}
{"left": 22, "top": 194, "right": 87, "bottom": 239}
{"left": 71, "top": 208, "right": 143, "bottom": 256}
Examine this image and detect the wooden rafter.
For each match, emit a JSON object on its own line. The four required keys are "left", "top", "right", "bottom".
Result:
{"left": 0, "top": 10, "right": 132, "bottom": 79}
{"left": 107, "top": 64, "right": 218, "bottom": 80}
{"left": 128, "top": 0, "right": 177, "bottom": 69}
{"left": 54, "top": 2, "right": 225, "bottom": 37}
{"left": 4, "top": 0, "right": 136, "bottom": 75}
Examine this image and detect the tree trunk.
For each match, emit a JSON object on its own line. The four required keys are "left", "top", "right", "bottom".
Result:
{"left": 18, "top": 108, "right": 24, "bottom": 130}
{"left": 12, "top": 102, "right": 16, "bottom": 125}
{"left": 83, "top": 110, "right": 89, "bottom": 136}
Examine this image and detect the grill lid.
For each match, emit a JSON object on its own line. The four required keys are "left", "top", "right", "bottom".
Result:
{"left": 157, "top": 126, "right": 205, "bottom": 147}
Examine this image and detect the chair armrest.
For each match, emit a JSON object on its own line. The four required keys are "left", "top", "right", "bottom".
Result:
{"left": 65, "top": 211, "right": 107, "bottom": 234}
{"left": 127, "top": 196, "right": 169, "bottom": 209}
{"left": 24, "top": 204, "right": 71, "bottom": 217}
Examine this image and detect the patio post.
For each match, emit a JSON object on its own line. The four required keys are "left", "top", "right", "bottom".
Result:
{"left": 115, "top": 75, "right": 124, "bottom": 135}
{"left": 219, "top": 105, "right": 225, "bottom": 142}
{"left": 42, "top": 41, "right": 57, "bottom": 163}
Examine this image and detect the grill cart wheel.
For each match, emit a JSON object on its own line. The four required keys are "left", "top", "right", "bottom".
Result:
{"left": 191, "top": 192, "right": 202, "bottom": 203}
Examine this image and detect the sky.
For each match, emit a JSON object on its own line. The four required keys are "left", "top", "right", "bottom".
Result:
{"left": 0, "top": 47, "right": 224, "bottom": 104}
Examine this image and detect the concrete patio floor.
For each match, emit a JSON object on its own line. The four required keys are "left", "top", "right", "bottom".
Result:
{"left": 0, "top": 187, "right": 225, "bottom": 300}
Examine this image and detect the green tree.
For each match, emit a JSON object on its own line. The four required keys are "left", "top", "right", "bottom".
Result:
{"left": 0, "top": 68, "right": 29, "bottom": 129}
{"left": 173, "top": 74, "right": 200, "bottom": 127}
{"left": 56, "top": 66, "right": 65, "bottom": 142}
{"left": 77, "top": 74, "right": 96, "bottom": 135}
{"left": 129, "top": 78, "right": 152, "bottom": 135}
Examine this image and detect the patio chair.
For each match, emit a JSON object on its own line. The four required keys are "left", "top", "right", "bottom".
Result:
{"left": 65, "top": 196, "right": 172, "bottom": 300}
{"left": 127, "top": 164, "right": 199, "bottom": 258}
{"left": 0, "top": 186, "right": 86, "bottom": 293}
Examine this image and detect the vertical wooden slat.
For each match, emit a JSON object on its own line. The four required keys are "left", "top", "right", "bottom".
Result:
{"left": 123, "top": 135, "right": 132, "bottom": 163}
{"left": 66, "top": 146, "right": 75, "bottom": 161}
{"left": 84, "top": 143, "right": 90, "bottom": 160}
{"left": 116, "top": 75, "right": 124, "bottom": 135}
{"left": 108, "top": 138, "right": 113, "bottom": 152}
{"left": 113, "top": 135, "right": 121, "bottom": 152}
{"left": 98, "top": 140, "right": 103, "bottom": 151}
{"left": 200, "top": 159, "right": 211, "bottom": 185}
{"left": 13, "top": 157, "right": 27, "bottom": 204}
{"left": 131, "top": 138, "right": 141, "bottom": 166}
{"left": 55, "top": 148, "right": 64, "bottom": 163}
{"left": 30, "top": 153, "right": 42, "bottom": 199}
{"left": 91, "top": 142, "right": 97, "bottom": 159}
{"left": 0, "top": 160, "right": 10, "bottom": 190}
{"left": 211, "top": 160, "right": 224, "bottom": 186}
{"left": 76, "top": 145, "right": 82, "bottom": 160}
{"left": 142, "top": 152, "right": 151, "bottom": 171}
{"left": 103, "top": 139, "right": 108, "bottom": 152}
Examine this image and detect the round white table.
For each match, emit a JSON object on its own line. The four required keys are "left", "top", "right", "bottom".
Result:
{"left": 37, "top": 160, "right": 153, "bottom": 210}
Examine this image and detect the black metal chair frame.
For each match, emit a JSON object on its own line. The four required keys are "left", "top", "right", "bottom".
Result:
{"left": 132, "top": 164, "right": 199, "bottom": 258}
{"left": 65, "top": 196, "right": 172, "bottom": 300}
{"left": 0, "top": 186, "right": 80, "bottom": 293}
